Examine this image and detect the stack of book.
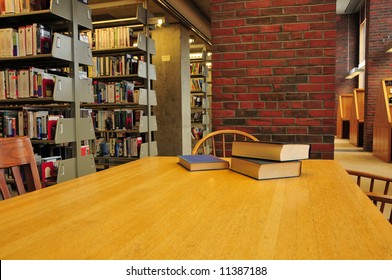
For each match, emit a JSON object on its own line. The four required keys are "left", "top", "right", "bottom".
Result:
{"left": 230, "top": 141, "right": 310, "bottom": 180}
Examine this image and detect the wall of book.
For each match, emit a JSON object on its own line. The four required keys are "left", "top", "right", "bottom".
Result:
{"left": 190, "top": 44, "right": 210, "bottom": 149}
{"left": 81, "top": 2, "right": 158, "bottom": 169}
{"left": 0, "top": 0, "right": 96, "bottom": 185}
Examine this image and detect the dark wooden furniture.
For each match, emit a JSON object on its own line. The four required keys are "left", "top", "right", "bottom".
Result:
{"left": 373, "top": 78, "right": 392, "bottom": 162}
{"left": 0, "top": 136, "right": 42, "bottom": 199}
{"left": 349, "top": 88, "right": 365, "bottom": 147}
{"left": 336, "top": 93, "right": 353, "bottom": 139}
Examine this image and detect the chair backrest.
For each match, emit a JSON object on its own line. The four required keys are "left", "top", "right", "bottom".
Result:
{"left": 192, "top": 129, "right": 259, "bottom": 157}
{"left": 346, "top": 169, "right": 392, "bottom": 223}
{"left": 0, "top": 136, "right": 42, "bottom": 199}
{"left": 365, "top": 192, "right": 392, "bottom": 224}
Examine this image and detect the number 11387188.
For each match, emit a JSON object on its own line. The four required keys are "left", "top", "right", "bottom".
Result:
{"left": 219, "top": 266, "right": 267, "bottom": 276}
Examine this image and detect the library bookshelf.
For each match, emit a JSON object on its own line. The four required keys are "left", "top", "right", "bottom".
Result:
{"left": 0, "top": 0, "right": 96, "bottom": 185}
{"left": 190, "top": 44, "right": 210, "bottom": 150}
{"left": 81, "top": 1, "right": 158, "bottom": 169}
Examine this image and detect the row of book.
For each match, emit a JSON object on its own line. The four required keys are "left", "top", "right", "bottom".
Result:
{"left": 0, "top": 0, "right": 88, "bottom": 15}
{"left": 0, "top": 109, "right": 65, "bottom": 139}
{"left": 191, "top": 127, "right": 205, "bottom": 140}
{"left": 83, "top": 27, "right": 136, "bottom": 50}
{"left": 190, "top": 62, "right": 207, "bottom": 76}
{"left": 190, "top": 77, "right": 206, "bottom": 92}
{"left": 179, "top": 141, "right": 311, "bottom": 180}
{"left": 89, "top": 54, "right": 143, "bottom": 78}
{"left": 93, "top": 80, "right": 140, "bottom": 104}
{"left": 92, "top": 109, "right": 144, "bottom": 132}
{"left": 0, "top": 0, "right": 50, "bottom": 14}
{"left": 0, "top": 68, "right": 55, "bottom": 99}
{"left": 0, "top": 24, "right": 52, "bottom": 58}
{"left": 95, "top": 136, "right": 142, "bottom": 158}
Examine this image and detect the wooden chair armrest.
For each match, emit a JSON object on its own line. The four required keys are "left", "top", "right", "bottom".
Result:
{"left": 365, "top": 192, "right": 392, "bottom": 204}
{"left": 346, "top": 169, "right": 392, "bottom": 182}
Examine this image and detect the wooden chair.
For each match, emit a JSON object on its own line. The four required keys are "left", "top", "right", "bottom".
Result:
{"left": 346, "top": 169, "right": 392, "bottom": 223}
{"left": 0, "top": 136, "right": 42, "bottom": 200}
{"left": 192, "top": 129, "right": 259, "bottom": 157}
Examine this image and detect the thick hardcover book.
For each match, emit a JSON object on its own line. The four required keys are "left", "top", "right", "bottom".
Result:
{"left": 230, "top": 157, "right": 302, "bottom": 180}
{"left": 178, "top": 154, "right": 229, "bottom": 171}
{"left": 232, "top": 141, "right": 310, "bottom": 162}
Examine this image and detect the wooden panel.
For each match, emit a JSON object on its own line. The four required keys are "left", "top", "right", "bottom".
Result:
{"left": 355, "top": 88, "right": 365, "bottom": 121}
{"left": 373, "top": 124, "right": 391, "bottom": 162}
{"left": 349, "top": 88, "right": 365, "bottom": 147}
{"left": 340, "top": 93, "right": 353, "bottom": 120}
{"left": 373, "top": 79, "right": 392, "bottom": 162}
{"left": 336, "top": 93, "right": 352, "bottom": 138}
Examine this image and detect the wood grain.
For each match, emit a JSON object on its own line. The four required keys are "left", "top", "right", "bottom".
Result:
{"left": 0, "top": 157, "right": 391, "bottom": 260}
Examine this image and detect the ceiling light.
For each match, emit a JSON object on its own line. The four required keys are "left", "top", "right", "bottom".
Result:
{"left": 345, "top": 67, "right": 364, "bottom": 79}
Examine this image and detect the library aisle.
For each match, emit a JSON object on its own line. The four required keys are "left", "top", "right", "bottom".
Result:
{"left": 334, "top": 137, "right": 392, "bottom": 178}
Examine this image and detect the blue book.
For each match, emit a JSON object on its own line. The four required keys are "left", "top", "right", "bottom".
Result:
{"left": 178, "top": 154, "right": 229, "bottom": 171}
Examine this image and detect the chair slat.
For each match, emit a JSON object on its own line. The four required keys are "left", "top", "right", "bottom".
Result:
{"left": 346, "top": 169, "right": 392, "bottom": 224}
{"left": 192, "top": 129, "right": 259, "bottom": 157}
{"left": 0, "top": 170, "right": 11, "bottom": 199}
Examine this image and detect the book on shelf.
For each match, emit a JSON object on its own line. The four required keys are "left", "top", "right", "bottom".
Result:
{"left": 17, "top": 69, "right": 29, "bottom": 98}
{"left": 18, "top": 25, "right": 26, "bottom": 56}
{"left": 0, "top": 68, "right": 56, "bottom": 99}
{"left": 230, "top": 157, "right": 302, "bottom": 180}
{"left": 81, "top": 145, "right": 90, "bottom": 156}
{"left": 40, "top": 155, "right": 62, "bottom": 183}
{"left": 232, "top": 141, "right": 310, "bottom": 162}
{"left": 47, "top": 114, "right": 63, "bottom": 141}
{"left": 178, "top": 154, "right": 229, "bottom": 171}
{"left": 37, "top": 24, "right": 52, "bottom": 54}
{"left": 0, "top": 71, "right": 6, "bottom": 99}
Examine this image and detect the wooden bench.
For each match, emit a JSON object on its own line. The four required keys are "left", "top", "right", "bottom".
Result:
{"left": 336, "top": 93, "right": 353, "bottom": 139}
{"left": 349, "top": 88, "right": 365, "bottom": 147}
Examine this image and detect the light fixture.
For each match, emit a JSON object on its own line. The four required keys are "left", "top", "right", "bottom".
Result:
{"left": 147, "top": 17, "right": 166, "bottom": 28}
{"left": 345, "top": 67, "right": 364, "bottom": 79}
{"left": 345, "top": 15, "right": 366, "bottom": 80}
{"left": 190, "top": 52, "right": 203, "bottom": 59}
{"left": 385, "top": 41, "right": 392, "bottom": 53}
{"left": 189, "top": 38, "right": 195, "bottom": 44}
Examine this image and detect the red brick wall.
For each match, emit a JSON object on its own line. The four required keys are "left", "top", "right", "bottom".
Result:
{"left": 210, "top": 0, "right": 337, "bottom": 159}
{"left": 365, "top": 0, "right": 392, "bottom": 151}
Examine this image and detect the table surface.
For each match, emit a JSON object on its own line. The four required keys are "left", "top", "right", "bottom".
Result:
{"left": 0, "top": 157, "right": 391, "bottom": 260}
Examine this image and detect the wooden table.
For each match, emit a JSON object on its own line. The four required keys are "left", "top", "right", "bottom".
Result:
{"left": 0, "top": 157, "right": 391, "bottom": 260}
